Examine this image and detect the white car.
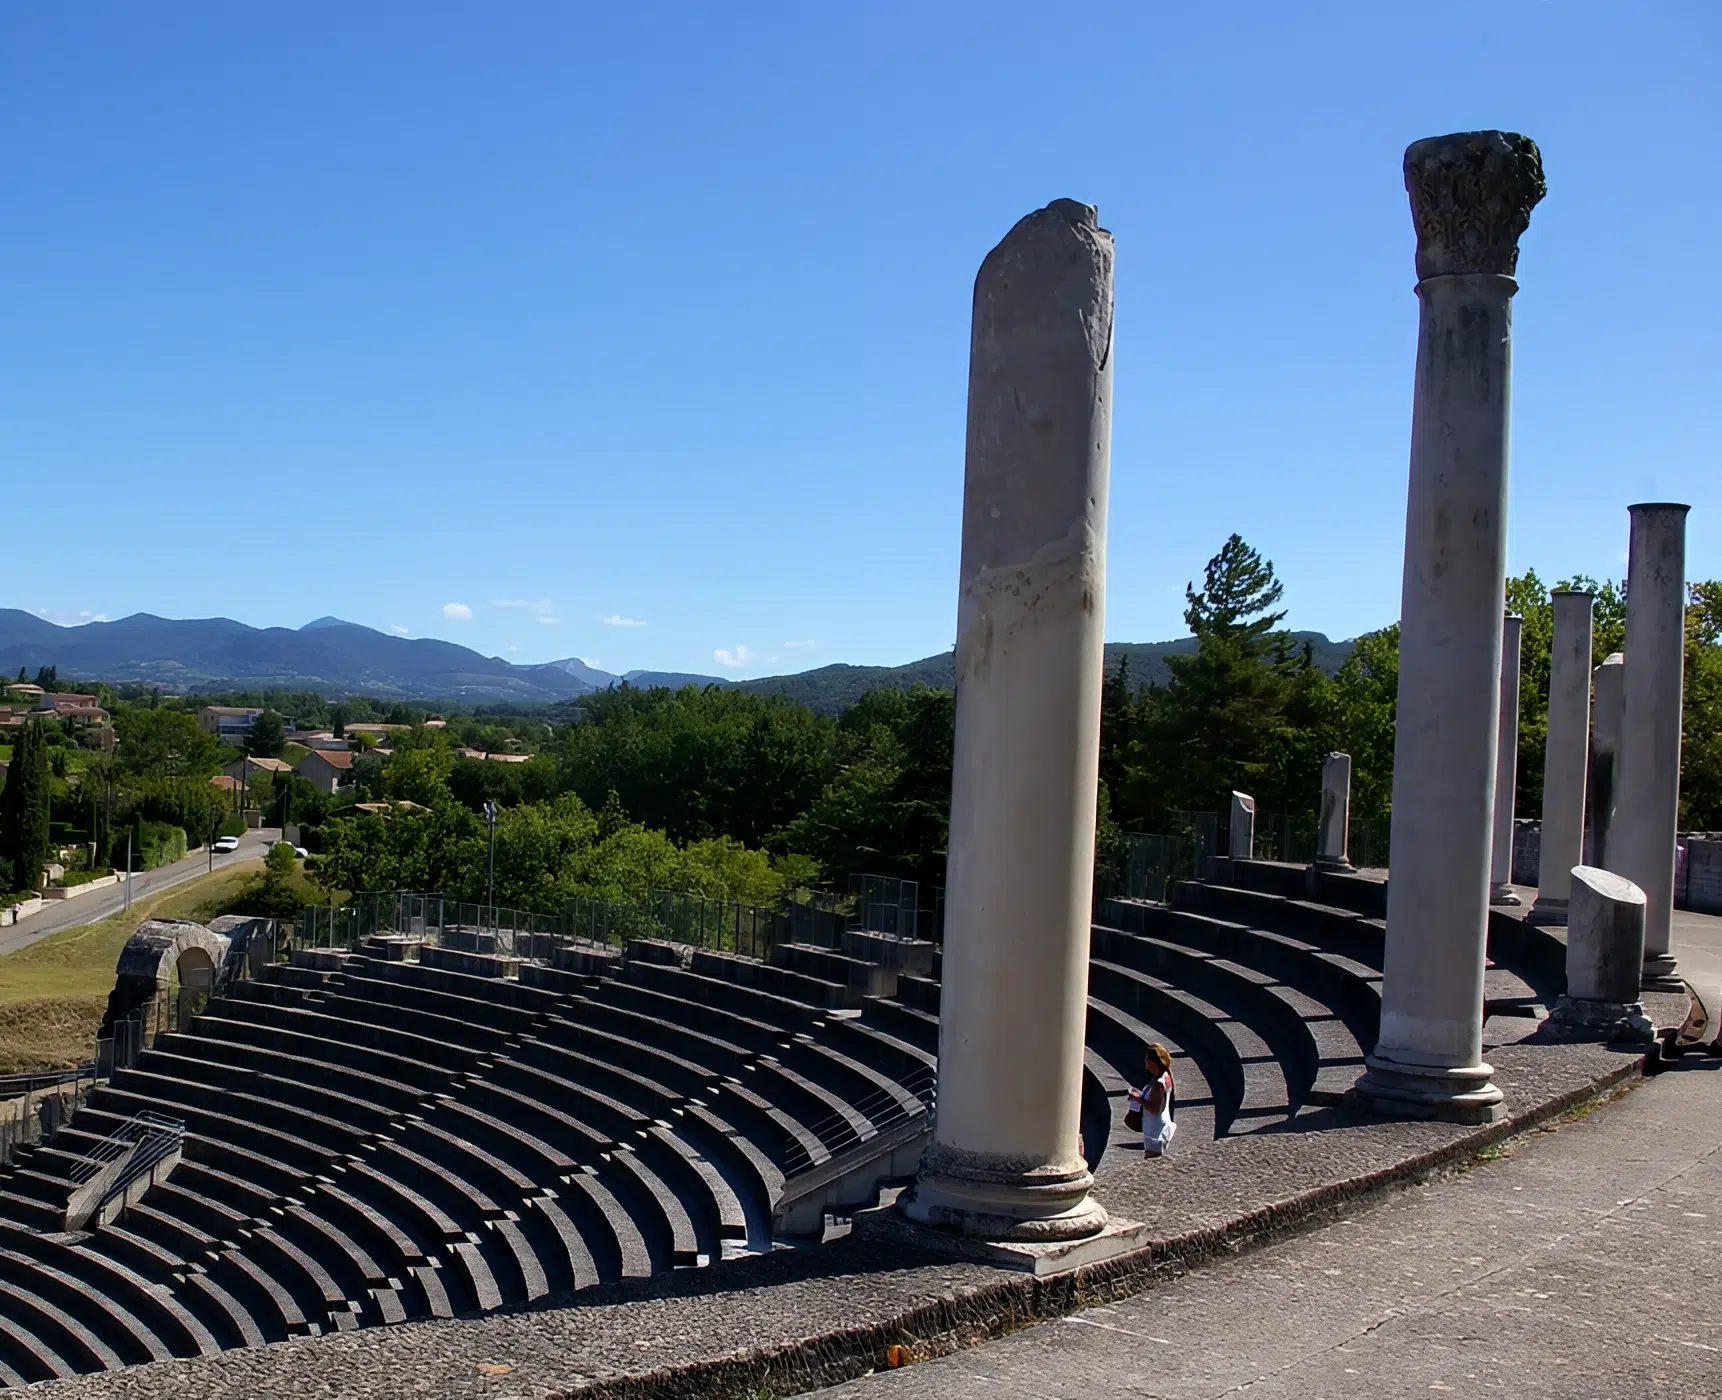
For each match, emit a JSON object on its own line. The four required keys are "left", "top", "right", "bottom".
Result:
{"left": 213, "top": 835, "right": 241, "bottom": 854}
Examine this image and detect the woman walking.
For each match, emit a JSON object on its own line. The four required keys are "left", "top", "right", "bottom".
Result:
{"left": 1126, "top": 1043, "right": 1176, "bottom": 1158}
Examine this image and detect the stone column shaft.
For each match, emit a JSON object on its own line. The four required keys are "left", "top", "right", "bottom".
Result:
{"left": 1588, "top": 653, "right": 1625, "bottom": 866}
{"left": 1530, "top": 592, "right": 1593, "bottom": 924}
{"left": 1229, "top": 792, "right": 1256, "bottom": 861}
{"left": 1354, "top": 130, "right": 1544, "bottom": 1125}
{"left": 1613, "top": 503, "right": 1690, "bottom": 990}
{"left": 1490, "top": 614, "right": 1525, "bottom": 903}
{"left": 1316, "top": 752, "right": 1354, "bottom": 872}
{"left": 902, "top": 199, "right": 1112, "bottom": 1243}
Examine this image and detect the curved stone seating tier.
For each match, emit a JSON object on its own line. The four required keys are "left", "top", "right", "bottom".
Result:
{"left": 0, "top": 869, "right": 1431, "bottom": 1383}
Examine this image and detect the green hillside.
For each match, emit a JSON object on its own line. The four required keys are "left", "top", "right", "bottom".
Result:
{"left": 739, "top": 632, "right": 1354, "bottom": 715}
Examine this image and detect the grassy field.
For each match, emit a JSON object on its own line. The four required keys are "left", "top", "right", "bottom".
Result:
{"left": 0, "top": 860, "right": 320, "bottom": 1073}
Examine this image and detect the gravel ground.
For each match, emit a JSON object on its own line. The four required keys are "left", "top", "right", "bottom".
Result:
{"left": 814, "top": 1057, "right": 1722, "bottom": 1400}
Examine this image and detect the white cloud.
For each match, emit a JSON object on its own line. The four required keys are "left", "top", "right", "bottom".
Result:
{"left": 713, "top": 645, "right": 756, "bottom": 669}
{"left": 535, "top": 615, "right": 562, "bottom": 625}
{"left": 442, "top": 602, "right": 473, "bottom": 620}
{"left": 390, "top": 624, "right": 410, "bottom": 636}
{"left": 783, "top": 639, "right": 816, "bottom": 649}
{"left": 603, "top": 615, "right": 647, "bottom": 628}
{"left": 32, "top": 608, "right": 110, "bottom": 627}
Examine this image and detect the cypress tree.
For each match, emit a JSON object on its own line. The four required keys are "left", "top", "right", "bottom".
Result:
{"left": 0, "top": 720, "right": 53, "bottom": 894}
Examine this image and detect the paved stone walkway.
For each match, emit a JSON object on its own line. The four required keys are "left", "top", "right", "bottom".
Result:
{"left": 814, "top": 1059, "right": 1722, "bottom": 1399}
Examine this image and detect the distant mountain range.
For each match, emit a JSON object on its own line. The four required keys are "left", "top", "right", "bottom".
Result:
{"left": 0, "top": 610, "right": 1354, "bottom": 714}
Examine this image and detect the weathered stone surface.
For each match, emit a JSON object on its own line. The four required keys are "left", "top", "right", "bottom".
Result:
{"left": 1228, "top": 792, "right": 1256, "bottom": 861}
{"left": 1489, "top": 615, "right": 1524, "bottom": 905}
{"left": 1403, "top": 130, "right": 1546, "bottom": 280}
{"left": 1550, "top": 866, "right": 1654, "bottom": 1043}
{"left": 901, "top": 199, "right": 1113, "bottom": 1243}
{"left": 1360, "top": 132, "right": 1544, "bottom": 1125}
{"left": 1613, "top": 503, "right": 1690, "bottom": 990}
{"left": 1315, "top": 753, "right": 1352, "bottom": 871}
{"left": 1530, "top": 591, "right": 1594, "bottom": 923}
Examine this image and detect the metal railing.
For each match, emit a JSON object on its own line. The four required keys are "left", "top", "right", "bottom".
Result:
{"left": 779, "top": 1063, "right": 938, "bottom": 1182}
{"left": 303, "top": 880, "right": 922, "bottom": 966}
{"left": 0, "top": 1063, "right": 97, "bottom": 1168}
{"left": 69, "top": 1110, "right": 183, "bottom": 1185}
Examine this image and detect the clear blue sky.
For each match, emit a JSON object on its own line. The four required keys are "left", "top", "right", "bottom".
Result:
{"left": 3, "top": 3, "right": 1715, "bottom": 679}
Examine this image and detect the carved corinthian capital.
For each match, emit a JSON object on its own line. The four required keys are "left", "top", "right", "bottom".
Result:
{"left": 1404, "top": 131, "right": 1546, "bottom": 281}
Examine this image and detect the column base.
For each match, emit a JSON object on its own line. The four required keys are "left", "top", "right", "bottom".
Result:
{"left": 895, "top": 1145, "right": 1109, "bottom": 1243}
{"left": 1547, "top": 994, "right": 1656, "bottom": 1044}
{"left": 1524, "top": 895, "right": 1568, "bottom": 926}
{"left": 1349, "top": 1052, "right": 1506, "bottom": 1125}
{"left": 1489, "top": 883, "right": 1523, "bottom": 907}
{"left": 853, "top": 1203, "right": 1148, "bottom": 1278}
{"left": 1312, "top": 856, "right": 1355, "bottom": 874}
{"left": 1642, "top": 951, "right": 1684, "bottom": 994}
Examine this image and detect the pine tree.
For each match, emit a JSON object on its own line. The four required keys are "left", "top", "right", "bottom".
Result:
{"left": 0, "top": 720, "right": 53, "bottom": 894}
{"left": 1128, "top": 535, "right": 1318, "bottom": 817}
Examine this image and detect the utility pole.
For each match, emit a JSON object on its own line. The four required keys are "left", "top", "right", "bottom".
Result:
{"left": 124, "top": 831, "right": 133, "bottom": 912}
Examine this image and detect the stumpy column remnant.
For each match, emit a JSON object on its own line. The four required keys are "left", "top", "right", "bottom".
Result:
{"left": 1353, "top": 131, "right": 1544, "bottom": 1125}
{"left": 1589, "top": 653, "right": 1626, "bottom": 866}
{"left": 1490, "top": 614, "right": 1526, "bottom": 904}
{"left": 1316, "top": 753, "right": 1354, "bottom": 872}
{"left": 1613, "top": 503, "right": 1691, "bottom": 992}
{"left": 899, "top": 200, "right": 1117, "bottom": 1246}
{"left": 1548, "top": 866, "right": 1655, "bottom": 1042}
{"left": 1529, "top": 591, "right": 1594, "bottom": 924}
{"left": 1229, "top": 792, "right": 1256, "bottom": 861}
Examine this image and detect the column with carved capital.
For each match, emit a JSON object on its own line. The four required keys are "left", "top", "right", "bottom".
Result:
{"left": 1353, "top": 132, "right": 1545, "bottom": 1125}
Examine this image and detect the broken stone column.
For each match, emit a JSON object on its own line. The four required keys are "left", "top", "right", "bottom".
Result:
{"left": 1489, "top": 614, "right": 1525, "bottom": 904}
{"left": 1529, "top": 591, "right": 1594, "bottom": 924}
{"left": 1588, "top": 653, "right": 1626, "bottom": 866}
{"left": 1548, "top": 866, "right": 1654, "bottom": 1041}
{"left": 1316, "top": 753, "right": 1354, "bottom": 872}
{"left": 1613, "top": 503, "right": 1690, "bottom": 991}
{"left": 1229, "top": 791, "right": 1256, "bottom": 861}
{"left": 899, "top": 199, "right": 1114, "bottom": 1245}
{"left": 1353, "top": 131, "right": 1544, "bottom": 1126}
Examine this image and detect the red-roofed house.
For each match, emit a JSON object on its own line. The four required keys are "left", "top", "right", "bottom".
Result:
{"left": 295, "top": 748, "right": 355, "bottom": 794}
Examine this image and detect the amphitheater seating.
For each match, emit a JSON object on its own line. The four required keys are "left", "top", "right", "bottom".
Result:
{"left": 0, "top": 860, "right": 1573, "bottom": 1385}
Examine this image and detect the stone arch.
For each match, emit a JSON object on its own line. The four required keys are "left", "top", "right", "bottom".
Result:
{"left": 99, "top": 919, "right": 233, "bottom": 1038}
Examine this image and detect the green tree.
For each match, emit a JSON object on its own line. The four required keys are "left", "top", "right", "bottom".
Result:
{"left": 771, "top": 686, "right": 953, "bottom": 884}
{"left": 113, "top": 708, "right": 223, "bottom": 779}
{"left": 246, "top": 709, "right": 286, "bottom": 758}
{"left": 0, "top": 720, "right": 54, "bottom": 894}
{"left": 1121, "top": 535, "right": 1321, "bottom": 819}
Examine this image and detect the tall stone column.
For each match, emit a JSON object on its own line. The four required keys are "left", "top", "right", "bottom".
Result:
{"left": 1529, "top": 591, "right": 1594, "bottom": 924}
{"left": 1316, "top": 752, "right": 1354, "bottom": 872}
{"left": 1353, "top": 131, "right": 1544, "bottom": 1125}
{"left": 1589, "top": 653, "right": 1626, "bottom": 866}
{"left": 1612, "top": 503, "right": 1690, "bottom": 991}
{"left": 1489, "top": 614, "right": 1525, "bottom": 904}
{"left": 900, "top": 199, "right": 1113, "bottom": 1243}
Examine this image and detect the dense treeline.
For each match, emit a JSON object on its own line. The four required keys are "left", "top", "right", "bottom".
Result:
{"left": 7, "top": 534, "right": 1720, "bottom": 914}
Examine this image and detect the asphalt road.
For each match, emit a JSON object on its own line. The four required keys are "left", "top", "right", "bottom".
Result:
{"left": 814, "top": 914, "right": 1722, "bottom": 1400}
{"left": 0, "top": 826, "right": 278, "bottom": 957}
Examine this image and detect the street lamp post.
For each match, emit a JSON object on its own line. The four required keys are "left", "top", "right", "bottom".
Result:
{"left": 483, "top": 800, "right": 498, "bottom": 934}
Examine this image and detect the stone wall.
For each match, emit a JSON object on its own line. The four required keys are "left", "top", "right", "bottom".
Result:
{"left": 1679, "top": 838, "right": 1722, "bottom": 915}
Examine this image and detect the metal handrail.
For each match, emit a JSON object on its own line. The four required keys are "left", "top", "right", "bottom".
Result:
{"left": 92, "top": 1120, "right": 186, "bottom": 1223}
{"left": 779, "top": 1065, "right": 937, "bottom": 1181}
{"left": 69, "top": 1110, "right": 183, "bottom": 1186}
